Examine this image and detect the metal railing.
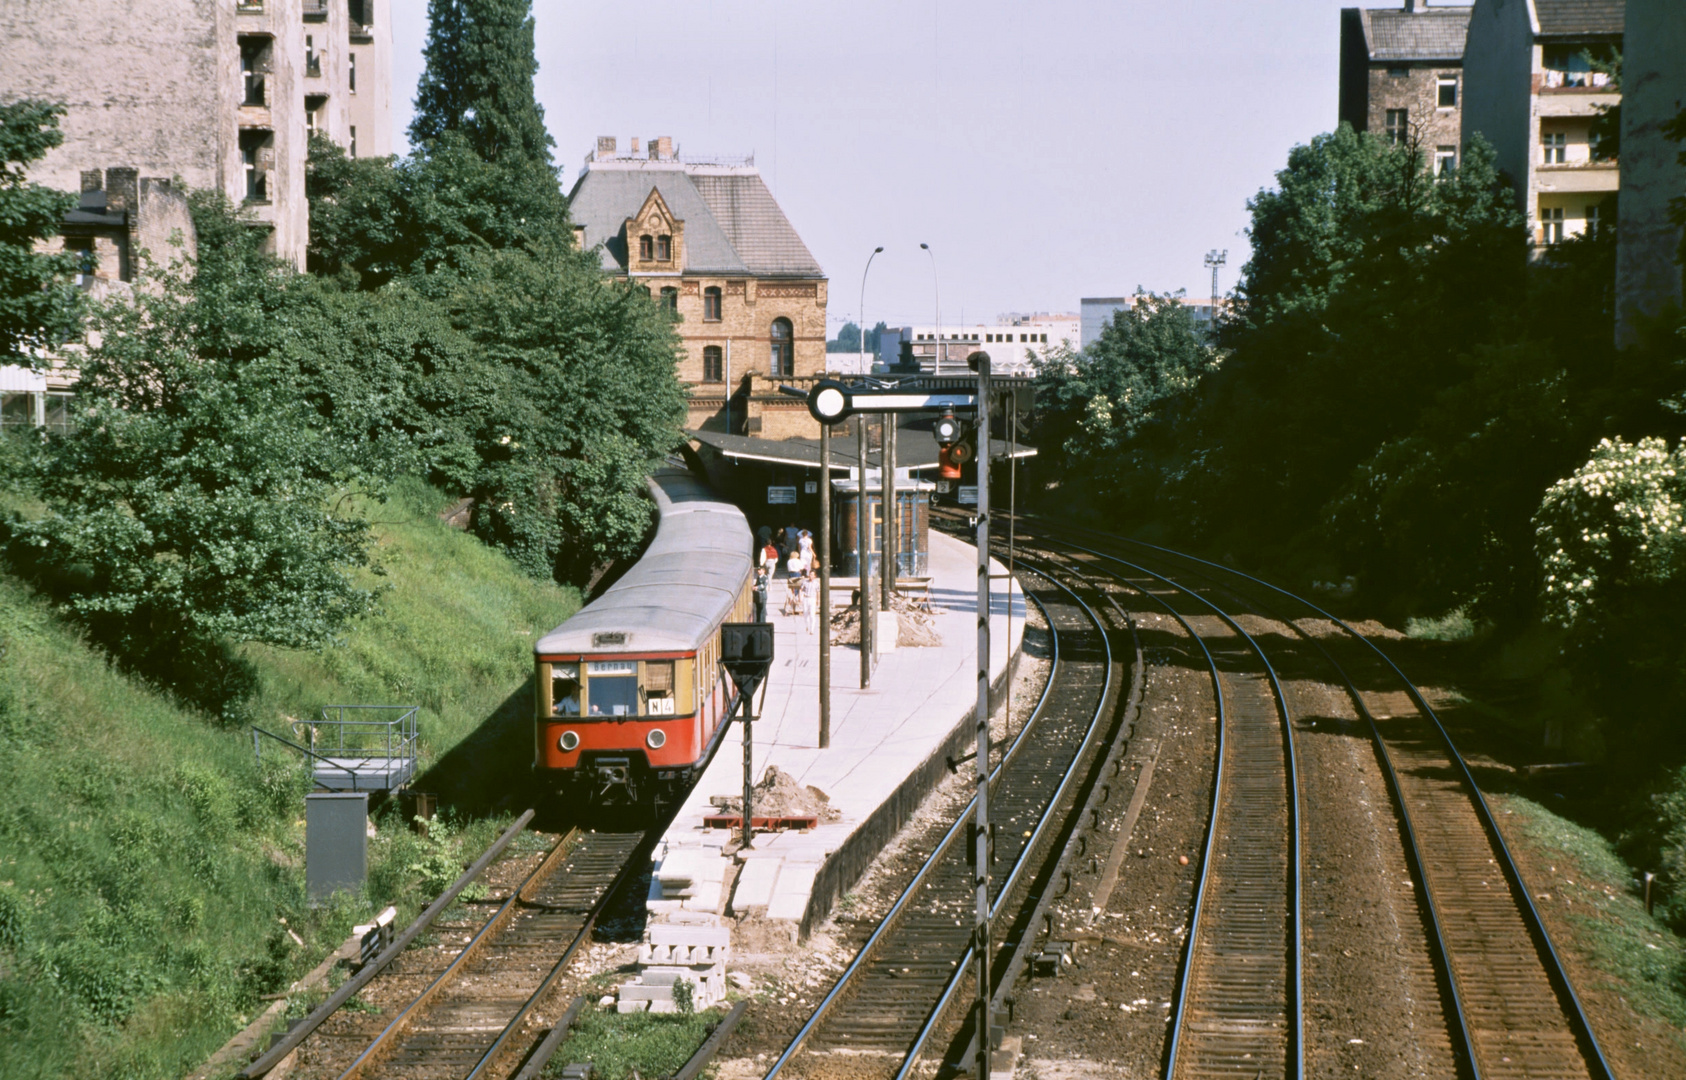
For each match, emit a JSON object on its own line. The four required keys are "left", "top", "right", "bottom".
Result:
{"left": 251, "top": 706, "right": 418, "bottom": 791}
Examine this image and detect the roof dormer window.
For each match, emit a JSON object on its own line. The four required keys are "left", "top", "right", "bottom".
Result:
{"left": 656, "top": 234, "right": 672, "bottom": 261}
{"left": 639, "top": 234, "right": 653, "bottom": 260}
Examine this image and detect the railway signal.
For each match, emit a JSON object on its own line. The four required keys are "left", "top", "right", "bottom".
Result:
{"left": 721, "top": 622, "right": 775, "bottom": 848}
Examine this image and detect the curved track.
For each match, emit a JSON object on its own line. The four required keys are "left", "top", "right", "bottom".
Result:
{"left": 1021, "top": 516, "right": 1614, "bottom": 1080}
{"left": 764, "top": 565, "right": 1125, "bottom": 1079}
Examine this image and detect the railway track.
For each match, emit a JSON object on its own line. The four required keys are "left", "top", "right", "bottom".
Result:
{"left": 1026, "top": 543, "right": 1304, "bottom": 1080}
{"left": 243, "top": 823, "right": 650, "bottom": 1080}
{"left": 1025, "top": 516, "right": 1615, "bottom": 1080}
{"left": 763, "top": 564, "right": 1128, "bottom": 1079}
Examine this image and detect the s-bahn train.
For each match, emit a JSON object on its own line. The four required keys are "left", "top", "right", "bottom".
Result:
{"left": 533, "top": 467, "right": 754, "bottom": 806}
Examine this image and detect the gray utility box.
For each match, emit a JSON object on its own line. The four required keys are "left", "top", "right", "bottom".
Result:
{"left": 306, "top": 791, "right": 368, "bottom": 905}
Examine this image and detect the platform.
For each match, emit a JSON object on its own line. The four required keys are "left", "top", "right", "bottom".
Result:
{"left": 647, "top": 529, "right": 1025, "bottom": 937}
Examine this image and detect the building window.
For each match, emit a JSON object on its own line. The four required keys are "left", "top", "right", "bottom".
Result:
{"left": 1586, "top": 201, "right": 1603, "bottom": 237}
{"left": 660, "top": 286, "right": 679, "bottom": 313}
{"left": 349, "top": 52, "right": 357, "bottom": 93}
{"left": 1437, "top": 77, "right": 1458, "bottom": 109}
{"left": 64, "top": 236, "right": 96, "bottom": 276}
{"left": 349, "top": 125, "right": 357, "bottom": 157}
{"left": 1435, "top": 146, "right": 1457, "bottom": 176}
{"left": 239, "top": 130, "right": 271, "bottom": 201}
{"left": 769, "top": 317, "right": 793, "bottom": 378}
{"left": 1540, "top": 205, "right": 1565, "bottom": 246}
{"left": 1541, "top": 131, "right": 1566, "bottom": 164}
{"left": 305, "top": 94, "right": 326, "bottom": 137}
{"left": 305, "top": 34, "right": 321, "bottom": 77}
{"left": 656, "top": 234, "right": 672, "bottom": 261}
{"left": 703, "top": 286, "right": 722, "bottom": 321}
{"left": 349, "top": 0, "right": 370, "bottom": 27}
{"left": 639, "top": 235, "right": 653, "bottom": 260}
{"left": 703, "top": 345, "right": 724, "bottom": 382}
{"left": 239, "top": 37, "right": 270, "bottom": 106}
{"left": 1384, "top": 108, "right": 1408, "bottom": 145}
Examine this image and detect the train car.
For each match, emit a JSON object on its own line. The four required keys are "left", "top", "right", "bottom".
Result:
{"left": 533, "top": 467, "right": 754, "bottom": 806}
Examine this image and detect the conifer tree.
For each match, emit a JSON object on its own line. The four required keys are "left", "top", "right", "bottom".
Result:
{"left": 410, "top": 0, "right": 554, "bottom": 166}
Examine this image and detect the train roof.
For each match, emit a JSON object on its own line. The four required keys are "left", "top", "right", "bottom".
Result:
{"left": 534, "top": 468, "right": 753, "bottom": 656}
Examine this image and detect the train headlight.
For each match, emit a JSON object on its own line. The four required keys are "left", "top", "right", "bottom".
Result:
{"left": 646, "top": 729, "right": 667, "bottom": 750}
{"left": 558, "top": 730, "right": 580, "bottom": 752}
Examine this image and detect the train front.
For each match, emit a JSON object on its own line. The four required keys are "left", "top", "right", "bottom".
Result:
{"left": 533, "top": 634, "right": 703, "bottom": 805}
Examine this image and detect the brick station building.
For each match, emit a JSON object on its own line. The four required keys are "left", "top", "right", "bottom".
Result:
{"left": 567, "top": 136, "right": 829, "bottom": 436}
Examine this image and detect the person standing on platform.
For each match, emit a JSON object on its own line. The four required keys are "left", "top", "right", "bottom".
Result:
{"left": 759, "top": 535, "right": 779, "bottom": 573}
{"left": 753, "top": 566, "right": 769, "bottom": 622}
{"left": 798, "top": 529, "right": 815, "bottom": 572}
{"left": 783, "top": 521, "right": 800, "bottom": 561}
{"left": 801, "top": 568, "right": 819, "bottom": 635}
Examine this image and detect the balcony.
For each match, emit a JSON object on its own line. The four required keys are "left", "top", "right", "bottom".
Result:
{"left": 303, "top": 0, "right": 327, "bottom": 19}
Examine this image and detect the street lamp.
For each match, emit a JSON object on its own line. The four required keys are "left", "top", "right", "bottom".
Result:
{"left": 859, "top": 246, "right": 883, "bottom": 375}
{"left": 920, "top": 243, "right": 940, "bottom": 373}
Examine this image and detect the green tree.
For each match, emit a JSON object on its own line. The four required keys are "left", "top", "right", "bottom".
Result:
{"left": 1166, "top": 128, "right": 1525, "bottom": 562}
{"left": 0, "top": 101, "right": 81, "bottom": 367}
{"left": 429, "top": 241, "right": 687, "bottom": 580}
{"left": 5, "top": 195, "right": 389, "bottom": 717}
{"left": 1029, "top": 294, "right": 1216, "bottom": 516}
{"left": 411, "top": 0, "right": 554, "bottom": 167}
{"left": 828, "top": 321, "right": 889, "bottom": 354}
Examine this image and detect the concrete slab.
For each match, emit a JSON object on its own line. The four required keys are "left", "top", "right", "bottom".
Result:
{"left": 647, "top": 529, "right": 1025, "bottom": 941}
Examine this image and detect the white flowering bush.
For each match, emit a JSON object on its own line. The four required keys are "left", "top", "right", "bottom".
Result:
{"left": 1534, "top": 436, "right": 1686, "bottom": 627}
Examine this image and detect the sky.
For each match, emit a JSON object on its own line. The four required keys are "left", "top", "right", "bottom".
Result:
{"left": 390, "top": 0, "right": 1378, "bottom": 334}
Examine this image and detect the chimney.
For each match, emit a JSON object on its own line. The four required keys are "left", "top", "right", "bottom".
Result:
{"left": 630, "top": 136, "right": 641, "bottom": 157}
{"left": 80, "top": 169, "right": 103, "bottom": 193}
{"left": 104, "top": 167, "right": 138, "bottom": 214}
{"left": 1404, "top": 0, "right": 1418, "bottom": 11}
{"left": 652, "top": 136, "right": 673, "bottom": 161}
{"left": 596, "top": 135, "right": 616, "bottom": 159}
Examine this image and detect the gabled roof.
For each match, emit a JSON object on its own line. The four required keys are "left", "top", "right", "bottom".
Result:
{"left": 567, "top": 162, "right": 824, "bottom": 279}
{"left": 1357, "top": 6, "right": 1473, "bottom": 63}
{"left": 1533, "top": 0, "right": 1624, "bottom": 38}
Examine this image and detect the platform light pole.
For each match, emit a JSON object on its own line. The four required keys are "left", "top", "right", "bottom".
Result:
{"left": 920, "top": 242, "right": 940, "bottom": 374}
{"left": 819, "top": 417, "right": 832, "bottom": 748}
{"left": 859, "top": 246, "right": 883, "bottom": 376}
{"left": 970, "top": 350, "right": 993, "bottom": 1079}
{"left": 857, "top": 415, "right": 874, "bottom": 687}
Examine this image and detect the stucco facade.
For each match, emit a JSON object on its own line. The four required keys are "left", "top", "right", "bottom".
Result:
{"left": 1463, "top": 0, "right": 1623, "bottom": 250}
{"left": 568, "top": 138, "right": 829, "bottom": 435}
{"left": 1614, "top": 0, "right": 1686, "bottom": 344}
{"left": 0, "top": 0, "right": 391, "bottom": 269}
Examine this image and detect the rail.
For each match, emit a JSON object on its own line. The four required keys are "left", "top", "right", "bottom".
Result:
{"left": 1039, "top": 519, "right": 1615, "bottom": 1080}
{"left": 762, "top": 586, "right": 1065, "bottom": 1078}
{"left": 239, "top": 810, "right": 537, "bottom": 1078}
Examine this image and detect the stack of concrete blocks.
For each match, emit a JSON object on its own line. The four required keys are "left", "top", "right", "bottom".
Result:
{"left": 617, "top": 918, "right": 731, "bottom": 1014}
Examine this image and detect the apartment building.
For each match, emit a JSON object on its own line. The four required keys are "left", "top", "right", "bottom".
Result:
{"left": 868, "top": 314, "right": 1079, "bottom": 378}
{"left": 567, "top": 137, "right": 829, "bottom": 434}
{"left": 1463, "top": 0, "right": 1624, "bottom": 250}
{"left": 0, "top": 0, "right": 391, "bottom": 269}
{"left": 1340, "top": 2, "right": 1473, "bottom": 176}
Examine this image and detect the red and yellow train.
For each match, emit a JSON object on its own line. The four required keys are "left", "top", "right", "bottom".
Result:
{"left": 533, "top": 468, "right": 754, "bottom": 806}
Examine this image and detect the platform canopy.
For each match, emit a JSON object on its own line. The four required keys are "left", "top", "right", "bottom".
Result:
{"left": 688, "top": 428, "right": 1035, "bottom": 472}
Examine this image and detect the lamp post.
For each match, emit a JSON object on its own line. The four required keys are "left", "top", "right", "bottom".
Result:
{"left": 920, "top": 243, "right": 940, "bottom": 374}
{"left": 859, "top": 246, "right": 883, "bottom": 375}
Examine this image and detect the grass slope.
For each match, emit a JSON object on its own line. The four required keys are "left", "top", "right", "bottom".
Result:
{"left": 0, "top": 477, "right": 577, "bottom": 1080}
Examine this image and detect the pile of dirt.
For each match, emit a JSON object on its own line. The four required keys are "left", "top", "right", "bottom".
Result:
{"left": 829, "top": 591, "right": 943, "bottom": 647}
{"left": 711, "top": 765, "right": 841, "bottom": 822}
